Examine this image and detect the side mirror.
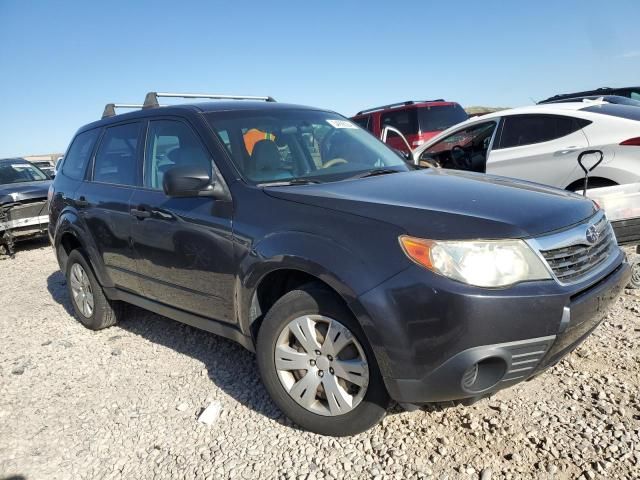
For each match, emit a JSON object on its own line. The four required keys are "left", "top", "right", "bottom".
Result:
{"left": 163, "top": 165, "right": 213, "bottom": 197}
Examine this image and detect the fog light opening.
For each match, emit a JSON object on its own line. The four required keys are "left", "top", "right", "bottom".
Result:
{"left": 462, "top": 357, "right": 507, "bottom": 393}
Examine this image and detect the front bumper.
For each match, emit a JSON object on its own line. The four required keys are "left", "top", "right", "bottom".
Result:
{"left": 1, "top": 200, "right": 49, "bottom": 242}
{"left": 356, "top": 256, "right": 630, "bottom": 404}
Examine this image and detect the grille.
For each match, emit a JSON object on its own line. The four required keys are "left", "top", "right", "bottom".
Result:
{"left": 6, "top": 200, "right": 48, "bottom": 221}
{"left": 540, "top": 216, "right": 615, "bottom": 284}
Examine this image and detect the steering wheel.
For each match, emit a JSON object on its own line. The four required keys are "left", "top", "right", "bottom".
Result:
{"left": 322, "top": 158, "right": 348, "bottom": 169}
{"left": 450, "top": 145, "right": 471, "bottom": 169}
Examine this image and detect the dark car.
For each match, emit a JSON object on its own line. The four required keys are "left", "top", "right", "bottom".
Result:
{"left": 351, "top": 100, "right": 468, "bottom": 152}
{"left": 29, "top": 160, "right": 56, "bottom": 177}
{"left": 539, "top": 86, "right": 640, "bottom": 104}
{"left": 49, "top": 92, "right": 631, "bottom": 436}
{"left": 0, "top": 157, "right": 51, "bottom": 255}
{"left": 539, "top": 94, "right": 640, "bottom": 107}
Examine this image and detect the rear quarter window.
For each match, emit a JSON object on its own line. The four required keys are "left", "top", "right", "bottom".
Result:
{"left": 61, "top": 129, "right": 100, "bottom": 180}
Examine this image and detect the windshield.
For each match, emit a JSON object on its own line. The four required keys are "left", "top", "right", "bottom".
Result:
{"left": 206, "top": 109, "right": 409, "bottom": 184}
{"left": 0, "top": 162, "right": 48, "bottom": 185}
{"left": 418, "top": 104, "right": 468, "bottom": 132}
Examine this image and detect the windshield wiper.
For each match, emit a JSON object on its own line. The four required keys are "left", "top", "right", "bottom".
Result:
{"left": 257, "top": 178, "right": 321, "bottom": 187}
{"left": 349, "top": 168, "right": 402, "bottom": 180}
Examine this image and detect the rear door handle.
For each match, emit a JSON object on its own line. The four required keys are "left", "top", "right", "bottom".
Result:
{"left": 555, "top": 146, "right": 578, "bottom": 155}
{"left": 130, "top": 207, "right": 151, "bottom": 219}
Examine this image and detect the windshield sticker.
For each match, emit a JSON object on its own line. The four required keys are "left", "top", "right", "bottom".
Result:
{"left": 326, "top": 119, "right": 358, "bottom": 129}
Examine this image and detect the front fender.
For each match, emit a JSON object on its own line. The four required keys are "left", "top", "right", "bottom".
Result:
{"left": 236, "top": 230, "right": 409, "bottom": 356}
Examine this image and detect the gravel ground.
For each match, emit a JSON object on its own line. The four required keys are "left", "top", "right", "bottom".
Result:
{"left": 1, "top": 239, "right": 639, "bottom": 480}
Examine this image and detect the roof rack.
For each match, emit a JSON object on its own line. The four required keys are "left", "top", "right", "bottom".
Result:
{"left": 356, "top": 99, "right": 445, "bottom": 116}
{"left": 102, "top": 103, "right": 145, "bottom": 119}
{"left": 142, "top": 91, "right": 277, "bottom": 109}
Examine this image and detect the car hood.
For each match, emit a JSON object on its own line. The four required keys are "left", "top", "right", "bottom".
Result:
{"left": 0, "top": 180, "right": 51, "bottom": 205}
{"left": 264, "top": 169, "right": 597, "bottom": 239}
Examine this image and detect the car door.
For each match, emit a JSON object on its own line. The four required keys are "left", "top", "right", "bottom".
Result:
{"left": 129, "top": 118, "right": 235, "bottom": 323}
{"left": 75, "top": 121, "right": 143, "bottom": 293}
{"left": 418, "top": 120, "right": 498, "bottom": 172}
{"left": 487, "top": 114, "right": 589, "bottom": 188}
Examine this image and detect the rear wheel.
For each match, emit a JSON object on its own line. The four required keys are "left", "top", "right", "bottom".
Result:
{"left": 567, "top": 178, "right": 617, "bottom": 192}
{"left": 66, "top": 249, "right": 123, "bottom": 330}
{"left": 256, "top": 284, "right": 389, "bottom": 436}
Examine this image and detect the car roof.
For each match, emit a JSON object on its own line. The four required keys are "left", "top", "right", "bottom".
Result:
{"left": 353, "top": 100, "right": 458, "bottom": 117}
{"left": 477, "top": 102, "right": 597, "bottom": 119}
{"left": 540, "top": 86, "right": 640, "bottom": 103}
{"left": 77, "top": 101, "right": 331, "bottom": 133}
{"left": 0, "top": 157, "right": 28, "bottom": 164}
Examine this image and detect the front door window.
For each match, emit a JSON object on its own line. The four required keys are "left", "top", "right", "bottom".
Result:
{"left": 419, "top": 122, "right": 497, "bottom": 172}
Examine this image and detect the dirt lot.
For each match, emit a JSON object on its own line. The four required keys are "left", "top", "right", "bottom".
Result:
{"left": 1, "top": 239, "right": 639, "bottom": 480}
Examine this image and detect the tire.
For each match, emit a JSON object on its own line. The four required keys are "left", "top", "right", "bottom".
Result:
{"left": 65, "top": 249, "right": 123, "bottom": 330}
{"left": 256, "top": 284, "right": 389, "bottom": 436}
{"left": 629, "top": 258, "right": 640, "bottom": 289}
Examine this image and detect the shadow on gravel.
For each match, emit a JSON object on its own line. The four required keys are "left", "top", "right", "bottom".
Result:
{"left": 46, "top": 270, "right": 75, "bottom": 316}
{"left": 45, "top": 271, "right": 297, "bottom": 428}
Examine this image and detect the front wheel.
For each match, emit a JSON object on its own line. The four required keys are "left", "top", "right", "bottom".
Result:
{"left": 256, "top": 284, "right": 389, "bottom": 436}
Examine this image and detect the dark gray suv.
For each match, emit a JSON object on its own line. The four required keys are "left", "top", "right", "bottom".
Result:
{"left": 49, "top": 92, "right": 631, "bottom": 435}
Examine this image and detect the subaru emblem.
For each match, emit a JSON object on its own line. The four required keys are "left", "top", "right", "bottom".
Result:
{"left": 585, "top": 225, "right": 600, "bottom": 245}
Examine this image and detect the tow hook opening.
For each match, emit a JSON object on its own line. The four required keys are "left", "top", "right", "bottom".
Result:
{"left": 461, "top": 357, "right": 507, "bottom": 393}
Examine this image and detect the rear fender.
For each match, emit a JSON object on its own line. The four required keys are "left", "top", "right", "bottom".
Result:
{"left": 53, "top": 209, "right": 112, "bottom": 288}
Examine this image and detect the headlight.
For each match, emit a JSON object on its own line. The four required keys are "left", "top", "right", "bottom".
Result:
{"left": 399, "top": 236, "right": 551, "bottom": 287}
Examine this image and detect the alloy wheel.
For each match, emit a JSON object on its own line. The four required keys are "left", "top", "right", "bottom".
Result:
{"left": 70, "top": 263, "right": 94, "bottom": 318}
{"left": 274, "top": 315, "right": 369, "bottom": 416}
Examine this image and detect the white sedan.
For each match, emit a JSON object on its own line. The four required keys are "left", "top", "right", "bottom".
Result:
{"left": 411, "top": 101, "right": 640, "bottom": 190}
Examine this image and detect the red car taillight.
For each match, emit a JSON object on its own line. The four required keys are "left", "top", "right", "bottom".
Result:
{"left": 620, "top": 137, "right": 640, "bottom": 146}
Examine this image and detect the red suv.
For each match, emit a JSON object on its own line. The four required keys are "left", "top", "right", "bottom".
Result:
{"left": 351, "top": 100, "right": 468, "bottom": 152}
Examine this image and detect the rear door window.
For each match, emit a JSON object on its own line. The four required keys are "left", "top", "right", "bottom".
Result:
{"left": 92, "top": 122, "right": 142, "bottom": 186}
{"left": 381, "top": 109, "right": 418, "bottom": 136}
{"left": 496, "top": 114, "right": 586, "bottom": 149}
{"left": 62, "top": 129, "right": 100, "bottom": 180}
{"left": 418, "top": 104, "right": 468, "bottom": 132}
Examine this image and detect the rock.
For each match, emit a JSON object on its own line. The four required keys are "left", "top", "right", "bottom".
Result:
{"left": 197, "top": 401, "right": 222, "bottom": 425}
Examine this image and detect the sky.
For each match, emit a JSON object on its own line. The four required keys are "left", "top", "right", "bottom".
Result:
{"left": 1, "top": 0, "right": 639, "bottom": 158}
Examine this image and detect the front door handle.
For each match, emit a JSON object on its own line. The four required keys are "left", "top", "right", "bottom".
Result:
{"left": 130, "top": 207, "right": 151, "bottom": 219}
{"left": 76, "top": 196, "right": 89, "bottom": 207}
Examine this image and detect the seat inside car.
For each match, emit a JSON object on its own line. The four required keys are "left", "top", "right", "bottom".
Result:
{"left": 249, "top": 139, "right": 289, "bottom": 181}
